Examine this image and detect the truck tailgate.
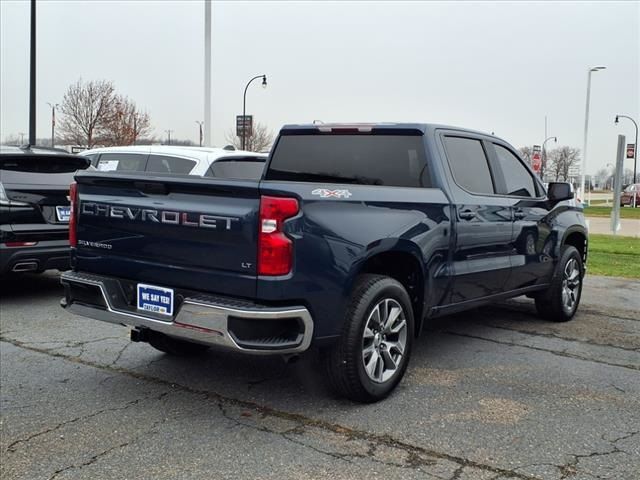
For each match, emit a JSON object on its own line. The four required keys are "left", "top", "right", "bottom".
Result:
{"left": 74, "top": 173, "right": 260, "bottom": 298}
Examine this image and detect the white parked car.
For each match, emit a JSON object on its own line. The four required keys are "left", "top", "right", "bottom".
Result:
{"left": 79, "top": 145, "right": 267, "bottom": 179}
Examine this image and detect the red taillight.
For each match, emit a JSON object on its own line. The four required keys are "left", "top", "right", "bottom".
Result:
{"left": 69, "top": 182, "right": 78, "bottom": 247}
{"left": 258, "top": 196, "right": 299, "bottom": 276}
{"left": 5, "top": 241, "right": 37, "bottom": 247}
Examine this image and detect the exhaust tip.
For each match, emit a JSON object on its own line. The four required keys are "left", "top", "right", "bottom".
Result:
{"left": 12, "top": 261, "right": 39, "bottom": 272}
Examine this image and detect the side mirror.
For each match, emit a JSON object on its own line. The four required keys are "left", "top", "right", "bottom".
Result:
{"left": 547, "top": 182, "right": 573, "bottom": 202}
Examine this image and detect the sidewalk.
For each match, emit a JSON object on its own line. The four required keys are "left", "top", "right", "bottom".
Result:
{"left": 586, "top": 216, "right": 640, "bottom": 237}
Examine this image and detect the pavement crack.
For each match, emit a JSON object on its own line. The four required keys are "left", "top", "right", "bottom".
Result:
{"left": 0, "top": 336, "right": 543, "bottom": 480}
{"left": 437, "top": 331, "right": 640, "bottom": 371}
{"left": 48, "top": 440, "right": 132, "bottom": 480}
{"left": 111, "top": 341, "right": 132, "bottom": 366}
{"left": 5, "top": 391, "right": 169, "bottom": 453}
{"left": 472, "top": 323, "right": 640, "bottom": 353}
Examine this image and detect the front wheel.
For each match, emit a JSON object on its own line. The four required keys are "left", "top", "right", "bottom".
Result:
{"left": 322, "top": 274, "right": 414, "bottom": 403}
{"left": 535, "top": 246, "right": 584, "bottom": 322}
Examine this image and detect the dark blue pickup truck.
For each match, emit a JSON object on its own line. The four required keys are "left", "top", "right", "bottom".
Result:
{"left": 61, "top": 123, "right": 588, "bottom": 402}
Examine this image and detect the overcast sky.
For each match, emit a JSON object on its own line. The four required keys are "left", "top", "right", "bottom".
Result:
{"left": 1, "top": 0, "right": 638, "bottom": 174}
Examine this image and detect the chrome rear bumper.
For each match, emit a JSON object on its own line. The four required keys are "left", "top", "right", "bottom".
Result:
{"left": 60, "top": 271, "right": 313, "bottom": 355}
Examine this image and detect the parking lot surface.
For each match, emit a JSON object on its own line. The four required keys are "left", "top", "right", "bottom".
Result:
{"left": 1, "top": 273, "right": 639, "bottom": 480}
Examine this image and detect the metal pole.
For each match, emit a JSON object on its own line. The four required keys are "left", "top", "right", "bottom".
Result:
{"left": 196, "top": 121, "right": 203, "bottom": 147}
{"left": 241, "top": 75, "right": 266, "bottom": 151}
{"left": 28, "top": 0, "right": 36, "bottom": 145}
{"left": 204, "top": 0, "right": 212, "bottom": 147}
{"left": 611, "top": 135, "right": 625, "bottom": 234}
{"left": 580, "top": 70, "right": 592, "bottom": 204}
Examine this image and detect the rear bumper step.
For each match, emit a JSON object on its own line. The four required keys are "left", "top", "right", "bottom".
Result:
{"left": 60, "top": 271, "right": 313, "bottom": 355}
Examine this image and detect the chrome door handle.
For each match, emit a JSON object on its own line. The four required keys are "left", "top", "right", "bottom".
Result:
{"left": 459, "top": 210, "right": 476, "bottom": 220}
{"left": 513, "top": 210, "right": 526, "bottom": 219}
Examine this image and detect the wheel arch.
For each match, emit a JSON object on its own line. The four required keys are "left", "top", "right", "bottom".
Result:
{"left": 350, "top": 242, "right": 426, "bottom": 336}
{"left": 562, "top": 227, "right": 588, "bottom": 266}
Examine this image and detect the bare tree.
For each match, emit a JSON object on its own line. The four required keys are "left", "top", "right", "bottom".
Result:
{"left": 102, "top": 96, "right": 151, "bottom": 146}
{"left": 518, "top": 146, "right": 533, "bottom": 166}
{"left": 547, "top": 147, "right": 581, "bottom": 182}
{"left": 225, "top": 122, "right": 274, "bottom": 152}
{"left": 594, "top": 167, "right": 610, "bottom": 189}
{"left": 58, "top": 79, "right": 116, "bottom": 148}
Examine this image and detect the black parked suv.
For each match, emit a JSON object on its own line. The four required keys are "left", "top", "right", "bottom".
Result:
{"left": 0, "top": 146, "right": 90, "bottom": 275}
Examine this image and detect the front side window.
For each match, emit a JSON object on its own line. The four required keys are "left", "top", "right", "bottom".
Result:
{"left": 443, "top": 136, "right": 494, "bottom": 195}
{"left": 96, "top": 153, "right": 147, "bottom": 172}
{"left": 266, "top": 134, "right": 428, "bottom": 187}
{"left": 494, "top": 144, "right": 536, "bottom": 197}
{"left": 146, "top": 155, "right": 196, "bottom": 174}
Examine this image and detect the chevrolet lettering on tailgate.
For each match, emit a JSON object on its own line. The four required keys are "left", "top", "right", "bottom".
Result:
{"left": 80, "top": 202, "right": 239, "bottom": 230}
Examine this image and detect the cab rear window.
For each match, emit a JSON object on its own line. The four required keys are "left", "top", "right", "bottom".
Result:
{"left": 266, "top": 134, "right": 429, "bottom": 187}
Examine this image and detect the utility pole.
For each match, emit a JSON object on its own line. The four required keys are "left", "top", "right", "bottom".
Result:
{"left": 204, "top": 0, "right": 212, "bottom": 147}
{"left": 196, "top": 121, "right": 204, "bottom": 147}
{"left": 19, "top": 133, "right": 26, "bottom": 145}
{"left": 28, "top": 0, "right": 36, "bottom": 145}
{"left": 580, "top": 66, "right": 606, "bottom": 204}
{"left": 165, "top": 130, "right": 173, "bottom": 145}
{"left": 47, "top": 102, "right": 58, "bottom": 147}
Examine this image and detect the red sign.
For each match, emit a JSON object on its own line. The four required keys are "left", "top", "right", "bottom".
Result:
{"left": 627, "top": 144, "right": 635, "bottom": 159}
{"left": 532, "top": 152, "right": 542, "bottom": 173}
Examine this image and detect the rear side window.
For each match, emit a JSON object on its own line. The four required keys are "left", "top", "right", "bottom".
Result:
{"left": 266, "top": 135, "right": 428, "bottom": 187}
{"left": 443, "top": 136, "right": 494, "bottom": 194}
{"left": 146, "top": 155, "right": 196, "bottom": 174}
{"left": 206, "top": 158, "right": 265, "bottom": 180}
{"left": 493, "top": 144, "right": 537, "bottom": 197}
{"left": 96, "top": 153, "right": 147, "bottom": 172}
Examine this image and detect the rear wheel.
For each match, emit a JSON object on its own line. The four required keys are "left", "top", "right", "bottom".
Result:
{"left": 147, "top": 330, "right": 210, "bottom": 356}
{"left": 322, "top": 274, "right": 414, "bottom": 403}
{"left": 535, "top": 246, "right": 584, "bottom": 322}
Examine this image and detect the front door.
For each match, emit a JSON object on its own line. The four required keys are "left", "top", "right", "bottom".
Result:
{"left": 487, "top": 142, "right": 555, "bottom": 290}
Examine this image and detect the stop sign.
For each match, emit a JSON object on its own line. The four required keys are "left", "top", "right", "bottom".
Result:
{"left": 532, "top": 153, "right": 542, "bottom": 173}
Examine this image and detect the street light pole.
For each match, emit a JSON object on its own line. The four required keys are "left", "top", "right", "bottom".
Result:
{"left": 615, "top": 114, "right": 638, "bottom": 184}
{"left": 196, "top": 121, "right": 204, "bottom": 147}
{"left": 204, "top": 0, "right": 212, "bottom": 147}
{"left": 242, "top": 74, "right": 267, "bottom": 150}
{"left": 47, "top": 102, "right": 58, "bottom": 147}
{"left": 541, "top": 136, "right": 557, "bottom": 180}
{"left": 165, "top": 130, "right": 173, "bottom": 145}
{"left": 580, "top": 65, "right": 606, "bottom": 205}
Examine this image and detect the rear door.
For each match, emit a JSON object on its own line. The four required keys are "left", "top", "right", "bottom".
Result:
{"left": 74, "top": 172, "right": 261, "bottom": 298}
{"left": 438, "top": 133, "right": 513, "bottom": 303}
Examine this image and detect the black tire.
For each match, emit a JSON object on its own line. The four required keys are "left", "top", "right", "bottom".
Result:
{"left": 147, "top": 330, "right": 210, "bottom": 356}
{"left": 322, "top": 274, "right": 414, "bottom": 403}
{"left": 535, "top": 245, "right": 584, "bottom": 322}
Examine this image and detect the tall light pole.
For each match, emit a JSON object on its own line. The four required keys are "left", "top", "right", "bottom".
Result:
{"left": 242, "top": 74, "right": 267, "bottom": 150}
{"left": 196, "top": 121, "right": 204, "bottom": 147}
{"left": 615, "top": 114, "right": 638, "bottom": 184}
{"left": 204, "top": 0, "right": 212, "bottom": 147}
{"left": 580, "top": 65, "right": 606, "bottom": 204}
{"left": 541, "top": 136, "right": 557, "bottom": 180}
{"left": 47, "top": 102, "right": 58, "bottom": 147}
{"left": 165, "top": 130, "right": 173, "bottom": 145}
{"left": 28, "top": 0, "right": 36, "bottom": 145}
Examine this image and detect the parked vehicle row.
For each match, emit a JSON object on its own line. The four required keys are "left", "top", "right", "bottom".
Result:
{"left": 59, "top": 123, "right": 588, "bottom": 402}
{"left": 0, "top": 146, "right": 90, "bottom": 275}
{"left": 620, "top": 183, "right": 640, "bottom": 207}
{"left": 79, "top": 145, "right": 267, "bottom": 179}
{"left": 1, "top": 145, "right": 266, "bottom": 276}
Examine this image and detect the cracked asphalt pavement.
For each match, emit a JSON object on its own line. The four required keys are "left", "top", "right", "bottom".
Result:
{"left": 1, "top": 273, "right": 639, "bottom": 480}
